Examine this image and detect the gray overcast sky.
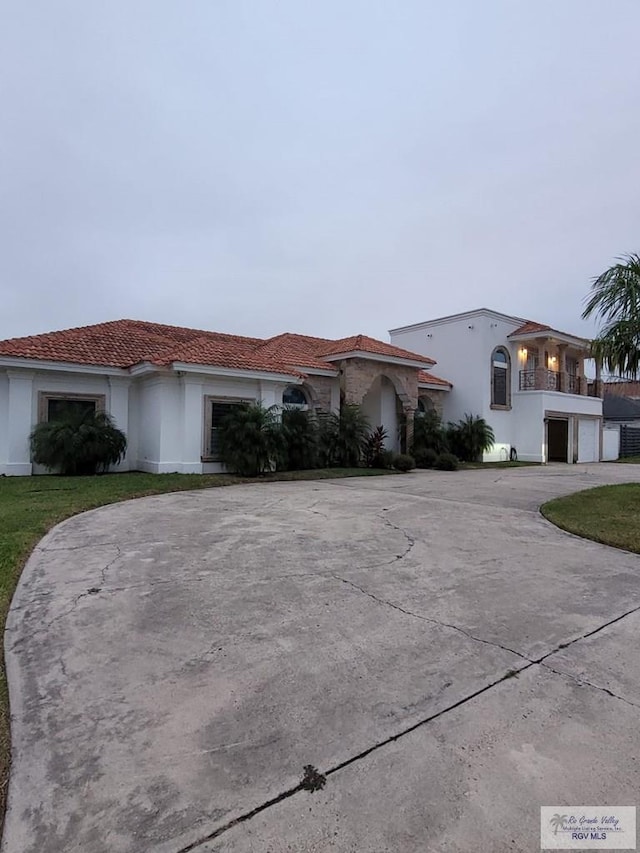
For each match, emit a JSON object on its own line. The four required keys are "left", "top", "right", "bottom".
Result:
{"left": 1, "top": 1, "right": 639, "bottom": 344}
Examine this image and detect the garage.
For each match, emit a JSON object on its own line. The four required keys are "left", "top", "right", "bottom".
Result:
{"left": 577, "top": 417, "right": 600, "bottom": 463}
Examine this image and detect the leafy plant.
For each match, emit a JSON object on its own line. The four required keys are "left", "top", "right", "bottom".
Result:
{"left": 318, "top": 404, "right": 370, "bottom": 467}
{"left": 434, "top": 452, "right": 459, "bottom": 471}
{"left": 362, "top": 425, "right": 388, "bottom": 468}
{"left": 281, "top": 408, "right": 318, "bottom": 470}
{"left": 393, "top": 453, "right": 415, "bottom": 472}
{"left": 411, "top": 410, "right": 448, "bottom": 454}
{"left": 218, "top": 402, "right": 284, "bottom": 476}
{"left": 582, "top": 252, "right": 640, "bottom": 377}
{"left": 447, "top": 413, "right": 495, "bottom": 462}
{"left": 380, "top": 449, "right": 396, "bottom": 470}
{"left": 30, "top": 409, "right": 127, "bottom": 475}
{"left": 414, "top": 447, "right": 438, "bottom": 469}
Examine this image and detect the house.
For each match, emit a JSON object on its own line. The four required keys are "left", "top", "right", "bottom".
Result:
{"left": 0, "top": 320, "right": 451, "bottom": 475}
{"left": 389, "top": 308, "right": 603, "bottom": 463}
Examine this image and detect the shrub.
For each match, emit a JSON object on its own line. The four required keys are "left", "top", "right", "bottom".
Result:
{"left": 393, "top": 453, "right": 415, "bottom": 472}
{"left": 414, "top": 447, "right": 438, "bottom": 469}
{"left": 446, "top": 413, "right": 495, "bottom": 462}
{"left": 434, "top": 452, "right": 459, "bottom": 471}
{"left": 218, "top": 403, "right": 284, "bottom": 476}
{"left": 363, "top": 425, "right": 389, "bottom": 468}
{"left": 380, "top": 449, "right": 396, "bottom": 469}
{"left": 281, "top": 408, "right": 318, "bottom": 470}
{"left": 411, "top": 410, "right": 448, "bottom": 455}
{"left": 318, "top": 404, "right": 370, "bottom": 467}
{"left": 30, "top": 409, "right": 127, "bottom": 475}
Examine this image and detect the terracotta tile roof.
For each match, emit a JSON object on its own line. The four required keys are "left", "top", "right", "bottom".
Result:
{"left": 313, "top": 334, "right": 435, "bottom": 365}
{"left": 508, "top": 321, "right": 552, "bottom": 337}
{"left": 508, "top": 319, "right": 589, "bottom": 343}
{"left": 0, "top": 320, "right": 437, "bottom": 376}
{"left": 417, "top": 370, "right": 452, "bottom": 388}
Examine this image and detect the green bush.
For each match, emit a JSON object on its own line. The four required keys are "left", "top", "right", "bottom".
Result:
{"left": 434, "top": 452, "right": 459, "bottom": 471}
{"left": 318, "top": 404, "right": 370, "bottom": 467}
{"left": 281, "top": 408, "right": 318, "bottom": 470}
{"left": 218, "top": 403, "right": 284, "bottom": 476}
{"left": 363, "top": 425, "right": 388, "bottom": 468}
{"left": 30, "top": 409, "right": 127, "bottom": 475}
{"left": 446, "top": 413, "right": 495, "bottom": 462}
{"left": 393, "top": 453, "right": 415, "bottom": 472}
{"left": 380, "top": 449, "right": 396, "bottom": 469}
{"left": 411, "top": 410, "right": 448, "bottom": 455}
{"left": 414, "top": 447, "right": 438, "bottom": 469}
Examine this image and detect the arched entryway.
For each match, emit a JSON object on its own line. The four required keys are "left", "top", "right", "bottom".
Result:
{"left": 361, "top": 375, "right": 409, "bottom": 453}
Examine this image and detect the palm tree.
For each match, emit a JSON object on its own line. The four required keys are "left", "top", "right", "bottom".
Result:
{"left": 217, "top": 402, "right": 284, "bottom": 476}
{"left": 30, "top": 409, "right": 127, "bottom": 475}
{"left": 549, "top": 814, "right": 568, "bottom": 835}
{"left": 318, "top": 404, "right": 370, "bottom": 468}
{"left": 447, "top": 413, "right": 495, "bottom": 462}
{"left": 582, "top": 252, "right": 640, "bottom": 377}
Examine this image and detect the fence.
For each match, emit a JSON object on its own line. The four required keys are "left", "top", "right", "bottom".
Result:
{"left": 620, "top": 425, "right": 640, "bottom": 457}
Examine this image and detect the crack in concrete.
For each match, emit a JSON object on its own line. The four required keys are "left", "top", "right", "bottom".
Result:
{"left": 172, "top": 598, "right": 640, "bottom": 852}
{"left": 332, "top": 574, "right": 530, "bottom": 662}
{"left": 540, "top": 662, "right": 640, "bottom": 710}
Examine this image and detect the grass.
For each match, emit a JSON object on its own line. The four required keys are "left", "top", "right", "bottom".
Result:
{"left": 0, "top": 466, "right": 391, "bottom": 826}
{"left": 542, "top": 483, "right": 640, "bottom": 554}
{"left": 616, "top": 456, "right": 640, "bottom": 464}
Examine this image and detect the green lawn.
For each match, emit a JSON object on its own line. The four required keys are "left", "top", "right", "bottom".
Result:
{"left": 0, "top": 467, "right": 391, "bottom": 824}
{"left": 542, "top": 483, "right": 640, "bottom": 554}
{"left": 616, "top": 456, "right": 640, "bottom": 464}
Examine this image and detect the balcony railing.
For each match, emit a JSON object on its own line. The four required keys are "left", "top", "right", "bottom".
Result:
{"left": 519, "top": 369, "right": 560, "bottom": 392}
{"left": 567, "top": 373, "right": 581, "bottom": 395}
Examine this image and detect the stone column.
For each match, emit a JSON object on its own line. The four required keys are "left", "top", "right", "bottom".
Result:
{"left": 594, "top": 359, "right": 603, "bottom": 398}
{"left": 557, "top": 345, "right": 568, "bottom": 393}
{"left": 6, "top": 370, "right": 34, "bottom": 475}
{"left": 579, "top": 357, "right": 588, "bottom": 395}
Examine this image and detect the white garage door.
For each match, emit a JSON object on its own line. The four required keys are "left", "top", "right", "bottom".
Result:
{"left": 577, "top": 418, "right": 599, "bottom": 463}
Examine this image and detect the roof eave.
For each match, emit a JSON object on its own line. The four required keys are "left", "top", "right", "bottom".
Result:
{"left": 170, "top": 362, "right": 303, "bottom": 382}
{"left": 320, "top": 350, "right": 435, "bottom": 369}
{"left": 508, "top": 331, "right": 590, "bottom": 348}
{"left": 0, "top": 355, "right": 129, "bottom": 376}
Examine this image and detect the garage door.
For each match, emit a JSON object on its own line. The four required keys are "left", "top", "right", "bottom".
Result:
{"left": 578, "top": 418, "right": 599, "bottom": 463}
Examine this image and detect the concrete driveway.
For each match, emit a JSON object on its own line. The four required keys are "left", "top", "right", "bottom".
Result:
{"left": 4, "top": 464, "right": 640, "bottom": 853}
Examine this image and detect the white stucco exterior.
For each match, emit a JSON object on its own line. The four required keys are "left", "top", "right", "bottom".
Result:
{"left": 0, "top": 362, "right": 342, "bottom": 476}
{"left": 390, "top": 308, "right": 604, "bottom": 464}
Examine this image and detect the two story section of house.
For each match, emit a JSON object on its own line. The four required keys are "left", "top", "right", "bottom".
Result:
{"left": 390, "top": 308, "right": 603, "bottom": 464}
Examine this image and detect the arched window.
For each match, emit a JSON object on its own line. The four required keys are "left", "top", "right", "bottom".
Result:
{"left": 417, "top": 396, "right": 435, "bottom": 416}
{"left": 491, "top": 347, "right": 510, "bottom": 408}
{"left": 282, "top": 386, "right": 308, "bottom": 408}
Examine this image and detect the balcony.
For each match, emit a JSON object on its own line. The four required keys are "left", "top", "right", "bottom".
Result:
{"left": 519, "top": 368, "right": 583, "bottom": 395}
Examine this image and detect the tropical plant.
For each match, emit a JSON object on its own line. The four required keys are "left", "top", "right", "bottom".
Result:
{"left": 434, "top": 452, "right": 459, "bottom": 471}
{"left": 30, "top": 409, "right": 127, "bottom": 475}
{"left": 318, "top": 404, "right": 370, "bottom": 467}
{"left": 393, "top": 453, "right": 415, "bottom": 472}
{"left": 414, "top": 447, "right": 438, "bottom": 469}
{"left": 362, "top": 425, "right": 388, "bottom": 468}
{"left": 380, "top": 449, "right": 396, "bottom": 470}
{"left": 582, "top": 253, "right": 640, "bottom": 377}
{"left": 411, "top": 410, "right": 448, "bottom": 454}
{"left": 447, "top": 413, "right": 495, "bottom": 462}
{"left": 281, "top": 408, "right": 318, "bottom": 470}
{"left": 217, "top": 402, "right": 284, "bottom": 477}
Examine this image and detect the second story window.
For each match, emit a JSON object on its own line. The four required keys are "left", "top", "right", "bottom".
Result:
{"left": 491, "top": 347, "right": 510, "bottom": 408}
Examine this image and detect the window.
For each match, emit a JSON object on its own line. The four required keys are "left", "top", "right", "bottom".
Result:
{"left": 39, "top": 392, "right": 104, "bottom": 423}
{"left": 206, "top": 400, "right": 246, "bottom": 460}
{"left": 282, "top": 385, "right": 308, "bottom": 409}
{"left": 417, "top": 396, "right": 435, "bottom": 416}
{"left": 491, "top": 347, "right": 510, "bottom": 408}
